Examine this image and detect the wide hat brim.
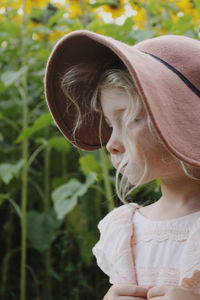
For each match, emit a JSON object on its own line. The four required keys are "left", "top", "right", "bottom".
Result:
{"left": 45, "top": 30, "right": 200, "bottom": 167}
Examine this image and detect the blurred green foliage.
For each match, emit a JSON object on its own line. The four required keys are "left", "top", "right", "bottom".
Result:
{"left": 0, "top": 0, "right": 199, "bottom": 299}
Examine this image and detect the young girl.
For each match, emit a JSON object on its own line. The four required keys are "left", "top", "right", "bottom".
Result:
{"left": 45, "top": 30, "right": 200, "bottom": 299}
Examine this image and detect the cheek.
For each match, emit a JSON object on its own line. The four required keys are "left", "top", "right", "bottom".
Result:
{"left": 130, "top": 122, "right": 150, "bottom": 156}
{"left": 129, "top": 121, "right": 164, "bottom": 163}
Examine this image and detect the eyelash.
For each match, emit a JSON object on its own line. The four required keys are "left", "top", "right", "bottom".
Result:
{"left": 107, "top": 118, "right": 140, "bottom": 129}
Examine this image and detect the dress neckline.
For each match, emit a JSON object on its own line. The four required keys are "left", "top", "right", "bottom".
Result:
{"left": 136, "top": 207, "right": 200, "bottom": 223}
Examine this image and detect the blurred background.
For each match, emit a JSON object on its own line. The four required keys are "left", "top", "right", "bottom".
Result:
{"left": 0, "top": 0, "right": 199, "bottom": 299}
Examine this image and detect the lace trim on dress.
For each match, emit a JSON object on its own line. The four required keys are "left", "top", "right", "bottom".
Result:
{"left": 92, "top": 203, "right": 200, "bottom": 290}
{"left": 134, "top": 228, "right": 191, "bottom": 242}
{"left": 133, "top": 209, "right": 199, "bottom": 242}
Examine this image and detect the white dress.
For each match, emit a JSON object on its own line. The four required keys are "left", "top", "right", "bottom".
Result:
{"left": 92, "top": 203, "right": 200, "bottom": 294}
{"left": 133, "top": 208, "right": 200, "bottom": 286}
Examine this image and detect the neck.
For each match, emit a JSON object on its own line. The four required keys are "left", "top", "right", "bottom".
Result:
{"left": 159, "top": 174, "right": 200, "bottom": 212}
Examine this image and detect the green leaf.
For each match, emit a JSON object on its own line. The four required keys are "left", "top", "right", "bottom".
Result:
{"left": 160, "top": 1, "right": 178, "bottom": 12}
{"left": 29, "top": 6, "right": 44, "bottom": 21}
{"left": 0, "top": 159, "right": 25, "bottom": 184}
{"left": 128, "top": 29, "right": 154, "bottom": 42}
{"left": 52, "top": 173, "right": 96, "bottom": 220}
{"left": 170, "top": 15, "right": 193, "bottom": 35}
{"left": 155, "top": 178, "right": 161, "bottom": 192}
{"left": 7, "top": 197, "right": 21, "bottom": 217}
{"left": 15, "top": 113, "right": 53, "bottom": 143}
{"left": 193, "top": 0, "right": 200, "bottom": 13}
{"left": 86, "top": 172, "right": 97, "bottom": 186}
{"left": 0, "top": 194, "right": 6, "bottom": 205}
{"left": 27, "top": 209, "right": 62, "bottom": 252}
{"left": 32, "top": 26, "right": 52, "bottom": 34}
{"left": 0, "top": 133, "right": 4, "bottom": 142}
{"left": 0, "top": 163, "right": 13, "bottom": 184}
{"left": 0, "top": 22, "right": 21, "bottom": 39}
{"left": 1, "top": 66, "right": 28, "bottom": 88}
{"left": 0, "top": 81, "right": 5, "bottom": 93}
{"left": 48, "top": 137, "right": 71, "bottom": 152}
{"left": 52, "top": 180, "right": 84, "bottom": 220}
{"left": 88, "top": 0, "right": 116, "bottom": 8}
{"left": 120, "top": 17, "right": 134, "bottom": 34}
{"left": 79, "top": 154, "right": 101, "bottom": 177}
{"left": 47, "top": 9, "right": 65, "bottom": 27}
{"left": 0, "top": 194, "right": 21, "bottom": 216}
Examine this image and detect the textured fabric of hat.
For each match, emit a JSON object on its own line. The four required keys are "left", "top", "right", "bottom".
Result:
{"left": 45, "top": 30, "right": 200, "bottom": 167}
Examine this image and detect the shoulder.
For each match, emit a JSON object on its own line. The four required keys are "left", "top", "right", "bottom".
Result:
{"left": 92, "top": 203, "right": 141, "bottom": 284}
{"left": 97, "top": 202, "right": 141, "bottom": 231}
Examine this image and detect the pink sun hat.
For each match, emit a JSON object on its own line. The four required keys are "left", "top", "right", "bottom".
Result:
{"left": 45, "top": 30, "right": 200, "bottom": 167}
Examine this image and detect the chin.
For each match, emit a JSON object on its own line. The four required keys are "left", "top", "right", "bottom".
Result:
{"left": 122, "top": 164, "right": 144, "bottom": 185}
{"left": 126, "top": 171, "right": 154, "bottom": 186}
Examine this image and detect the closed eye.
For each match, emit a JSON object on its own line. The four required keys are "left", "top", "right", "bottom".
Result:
{"left": 104, "top": 109, "right": 126, "bottom": 126}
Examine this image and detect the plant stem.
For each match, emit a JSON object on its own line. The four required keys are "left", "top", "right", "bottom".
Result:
{"left": 43, "top": 145, "right": 52, "bottom": 298}
{"left": 20, "top": 85, "right": 28, "bottom": 300}
{"left": 44, "top": 147, "right": 51, "bottom": 212}
{"left": 79, "top": 0, "right": 87, "bottom": 28}
{"left": 99, "top": 149, "right": 114, "bottom": 211}
{"left": 62, "top": 152, "right": 67, "bottom": 178}
{"left": 144, "top": 0, "right": 150, "bottom": 30}
{"left": 20, "top": 0, "right": 28, "bottom": 299}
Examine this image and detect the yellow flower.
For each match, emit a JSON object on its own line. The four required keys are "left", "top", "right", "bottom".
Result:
{"left": 3, "top": 0, "right": 49, "bottom": 12}
{"left": 96, "top": 29, "right": 106, "bottom": 35}
{"left": 130, "top": 1, "right": 146, "bottom": 29}
{"left": 102, "top": 0, "right": 125, "bottom": 18}
{"left": 133, "top": 7, "right": 146, "bottom": 29}
{"left": 25, "top": 0, "right": 49, "bottom": 13}
{"left": 190, "top": 8, "right": 200, "bottom": 25}
{"left": 49, "top": 29, "right": 65, "bottom": 41}
{"left": 68, "top": 0, "right": 82, "bottom": 17}
{"left": 171, "top": 11, "right": 178, "bottom": 22}
{"left": 174, "top": 0, "right": 200, "bottom": 25}
{"left": 30, "top": 27, "right": 67, "bottom": 42}
{"left": 0, "top": 0, "right": 21, "bottom": 9}
{"left": 67, "top": 0, "right": 89, "bottom": 18}
{"left": 155, "top": 27, "right": 167, "bottom": 35}
{"left": 176, "top": 0, "right": 193, "bottom": 13}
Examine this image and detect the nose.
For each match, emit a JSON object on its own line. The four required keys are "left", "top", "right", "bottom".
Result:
{"left": 106, "top": 130, "right": 125, "bottom": 154}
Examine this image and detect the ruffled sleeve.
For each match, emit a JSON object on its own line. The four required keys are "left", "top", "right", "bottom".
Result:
{"left": 179, "top": 216, "right": 200, "bottom": 295}
{"left": 92, "top": 203, "right": 141, "bottom": 285}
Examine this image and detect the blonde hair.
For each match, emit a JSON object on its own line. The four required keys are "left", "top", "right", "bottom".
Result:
{"left": 61, "top": 63, "right": 200, "bottom": 203}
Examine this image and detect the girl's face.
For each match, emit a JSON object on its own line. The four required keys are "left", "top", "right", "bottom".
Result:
{"left": 100, "top": 87, "right": 182, "bottom": 185}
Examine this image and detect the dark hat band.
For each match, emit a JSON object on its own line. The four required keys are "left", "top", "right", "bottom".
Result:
{"left": 142, "top": 51, "right": 200, "bottom": 98}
